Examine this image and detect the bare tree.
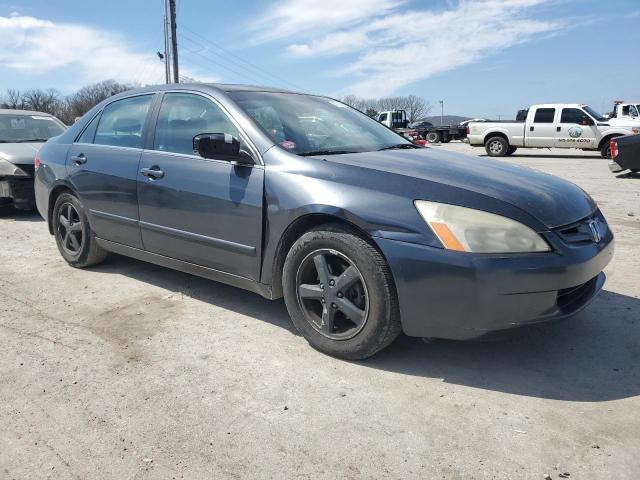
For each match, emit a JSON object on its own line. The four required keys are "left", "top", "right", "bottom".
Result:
{"left": 21, "top": 88, "right": 64, "bottom": 116}
{"left": 403, "top": 95, "right": 432, "bottom": 123}
{"left": 65, "top": 80, "right": 133, "bottom": 121}
{"left": 1, "top": 89, "right": 25, "bottom": 109}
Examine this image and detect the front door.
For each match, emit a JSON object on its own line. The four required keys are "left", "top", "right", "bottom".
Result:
{"left": 66, "top": 94, "right": 156, "bottom": 249}
{"left": 555, "top": 108, "right": 598, "bottom": 149}
{"left": 137, "top": 92, "right": 264, "bottom": 280}
{"left": 525, "top": 107, "right": 557, "bottom": 147}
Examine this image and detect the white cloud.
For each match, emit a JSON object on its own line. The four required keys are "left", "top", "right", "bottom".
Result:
{"left": 252, "top": 0, "right": 561, "bottom": 96}
{"left": 0, "top": 15, "right": 217, "bottom": 89}
{"left": 250, "top": 0, "right": 405, "bottom": 42}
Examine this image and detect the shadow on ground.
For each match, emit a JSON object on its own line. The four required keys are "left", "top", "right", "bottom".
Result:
{"left": 93, "top": 254, "right": 639, "bottom": 402}
{"left": 0, "top": 208, "right": 43, "bottom": 221}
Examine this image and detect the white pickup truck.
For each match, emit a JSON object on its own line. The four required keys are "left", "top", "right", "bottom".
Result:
{"left": 467, "top": 104, "right": 640, "bottom": 158}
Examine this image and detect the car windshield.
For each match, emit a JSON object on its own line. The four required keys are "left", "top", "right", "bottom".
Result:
{"left": 227, "top": 91, "right": 412, "bottom": 155}
{"left": 582, "top": 106, "right": 607, "bottom": 122}
{"left": 0, "top": 114, "right": 66, "bottom": 143}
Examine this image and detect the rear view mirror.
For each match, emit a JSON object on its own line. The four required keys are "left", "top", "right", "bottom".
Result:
{"left": 193, "top": 133, "right": 252, "bottom": 164}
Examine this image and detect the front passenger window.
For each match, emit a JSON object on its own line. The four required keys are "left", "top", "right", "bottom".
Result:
{"left": 154, "top": 93, "right": 239, "bottom": 156}
{"left": 94, "top": 95, "right": 153, "bottom": 149}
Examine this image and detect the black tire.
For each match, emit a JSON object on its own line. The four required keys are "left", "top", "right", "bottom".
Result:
{"left": 52, "top": 192, "right": 107, "bottom": 268}
{"left": 505, "top": 146, "right": 518, "bottom": 156}
{"left": 426, "top": 131, "right": 441, "bottom": 143}
{"left": 282, "top": 224, "right": 401, "bottom": 360}
{"left": 485, "top": 136, "right": 509, "bottom": 157}
{"left": 601, "top": 141, "right": 613, "bottom": 159}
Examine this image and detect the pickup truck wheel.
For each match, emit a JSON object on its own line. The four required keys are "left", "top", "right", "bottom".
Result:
{"left": 601, "top": 142, "right": 612, "bottom": 159}
{"left": 426, "top": 132, "right": 441, "bottom": 143}
{"left": 485, "top": 136, "right": 509, "bottom": 157}
{"left": 282, "top": 224, "right": 402, "bottom": 360}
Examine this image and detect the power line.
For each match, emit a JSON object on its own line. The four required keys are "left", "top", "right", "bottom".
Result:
{"left": 179, "top": 24, "right": 308, "bottom": 92}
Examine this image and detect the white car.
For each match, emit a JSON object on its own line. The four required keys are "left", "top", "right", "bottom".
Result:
{"left": 466, "top": 104, "right": 640, "bottom": 158}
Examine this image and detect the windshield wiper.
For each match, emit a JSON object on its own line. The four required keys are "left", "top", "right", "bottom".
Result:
{"left": 298, "top": 149, "right": 358, "bottom": 156}
{"left": 378, "top": 143, "right": 420, "bottom": 151}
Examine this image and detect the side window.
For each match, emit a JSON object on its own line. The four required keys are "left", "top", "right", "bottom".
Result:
{"left": 94, "top": 95, "right": 153, "bottom": 149}
{"left": 154, "top": 93, "right": 239, "bottom": 155}
{"left": 76, "top": 112, "right": 101, "bottom": 144}
{"left": 533, "top": 108, "right": 555, "bottom": 123}
{"left": 560, "top": 108, "right": 590, "bottom": 124}
{"left": 378, "top": 113, "right": 387, "bottom": 122}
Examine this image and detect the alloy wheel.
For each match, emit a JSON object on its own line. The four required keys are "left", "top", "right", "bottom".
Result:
{"left": 295, "top": 249, "right": 369, "bottom": 340}
{"left": 58, "top": 203, "right": 84, "bottom": 255}
{"left": 489, "top": 140, "right": 503, "bottom": 154}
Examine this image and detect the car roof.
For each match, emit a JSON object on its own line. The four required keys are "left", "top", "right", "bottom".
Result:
{"left": 0, "top": 108, "right": 56, "bottom": 116}
{"left": 114, "top": 83, "right": 302, "bottom": 97}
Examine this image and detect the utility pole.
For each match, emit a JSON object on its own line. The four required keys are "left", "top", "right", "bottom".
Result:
{"left": 162, "top": 0, "right": 171, "bottom": 84}
{"left": 439, "top": 100, "right": 444, "bottom": 126}
{"left": 169, "top": 0, "right": 179, "bottom": 83}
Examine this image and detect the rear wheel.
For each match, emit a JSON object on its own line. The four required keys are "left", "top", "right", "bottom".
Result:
{"left": 485, "top": 136, "right": 509, "bottom": 157}
{"left": 426, "top": 131, "right": 441, "bottom": 143}
{"left": 282, "top": 224, "right": 401, "bottom": 360}
{"left": 53, "top": 192, "right": 107, "bottom": 268}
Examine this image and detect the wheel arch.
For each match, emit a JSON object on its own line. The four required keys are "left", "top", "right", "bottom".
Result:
{"left": 47, "top": 182, "right": 78, "bottom": 234}
{"left": 268, "top": 212, "right": 386, "bottom": 299}
{"left": 483, "top": 131, "right": 510, "bottom": 145}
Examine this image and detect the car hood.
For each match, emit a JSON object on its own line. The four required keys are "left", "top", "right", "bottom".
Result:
{"left": 323, "top": 148, "right": 596, "bottom": 229}
{"left": 0, "top": 142, "right": 43, "bottom": 166}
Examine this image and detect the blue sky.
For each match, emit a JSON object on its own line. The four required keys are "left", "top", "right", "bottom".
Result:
{"left": 0, "top": 0, "right": 638, "bottom": 118}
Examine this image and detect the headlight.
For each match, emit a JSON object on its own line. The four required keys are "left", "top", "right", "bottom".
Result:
{"left": 415, "top": 200, "right": 550, "bottom": 253}
{"left": 0, "top": 159, "right": 29, "bottom": 177}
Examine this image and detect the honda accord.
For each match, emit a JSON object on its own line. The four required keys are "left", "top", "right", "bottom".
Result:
{"left": 34, "top": 84, "right": 614, "bottom": 359}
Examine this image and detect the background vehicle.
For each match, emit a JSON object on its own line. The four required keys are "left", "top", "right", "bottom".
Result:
{"left": 377, "top": 110, "right": 467, "bottom": 143}
{"left": 0, "top": 109, "right": 66, "bottom": 211}
{"left": 609, "top": 134, "right": 640, "bottom": 174}
{"left": 467, "top": 104, "right": 640, "bottom": 158}
{"left": 605, "top": 101, "right": 640, "bottom": 124}
{"left": 35, "top": 84, "right": 613, "bottom": 360}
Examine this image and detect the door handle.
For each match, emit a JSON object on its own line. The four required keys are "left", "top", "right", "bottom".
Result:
{"left": 140, "top": 166, "right": 165, "bottom": 180}
{"left": 71, "top": 154, "right": 87, "bottom": 165}
{"left": 529, "top": 126, "right": 534, "bottom": 132}
{"left": 556, "top": 126, "right": 561, "bottom": 132}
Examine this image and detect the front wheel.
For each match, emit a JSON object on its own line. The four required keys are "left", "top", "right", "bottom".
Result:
{"left": 485, "top": 136, "right": 509, "bottom": 156}
{"left": 601, "top": 141, "right": 613, "bottom": 159}
{"left": 282, "top": 225, "right": 401, "bottom": 360}
{"left": 52, "top": 192, "right": 107, "bottom": 268}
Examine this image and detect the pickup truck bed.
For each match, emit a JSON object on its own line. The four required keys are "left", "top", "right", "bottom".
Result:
{"left": 609, "top": 134, "right": 640, "bottom": 173}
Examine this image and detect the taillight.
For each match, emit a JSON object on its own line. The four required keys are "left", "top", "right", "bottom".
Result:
{"left": 34, "top": 151, "right": 42, "bottom": 170}
{"left": 610, "top": 139, "right": 619, "bottom": 160}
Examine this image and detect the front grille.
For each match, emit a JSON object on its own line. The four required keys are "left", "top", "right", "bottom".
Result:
{"left": 555, "top": 211, "right": 607, "bottom": 245}
{"left": 557, "top": 276, "right": 597, "bottom": 310}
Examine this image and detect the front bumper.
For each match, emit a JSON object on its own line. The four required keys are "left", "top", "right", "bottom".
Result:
{"left": 0, "top": 175, "right": 35, "bottom": 210}
{"left": 375, "top": 232, "right": 614, "bottom": 340}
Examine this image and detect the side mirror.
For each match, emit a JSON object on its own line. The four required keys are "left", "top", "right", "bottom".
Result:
{"left": 193, "top": 133, "right": 253, "bottom": 164}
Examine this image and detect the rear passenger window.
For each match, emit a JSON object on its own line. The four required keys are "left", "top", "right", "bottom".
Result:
{"left": 94, "top": 95, "right": 153, "bottom": 148}
{"left": 533, "top": 108, "right": 555, "bottom": 123}
{"left": 154, "top": 93, "right": 239, "bottom": 155}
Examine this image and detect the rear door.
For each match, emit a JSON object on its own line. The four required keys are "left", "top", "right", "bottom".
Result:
{"left": 66, "top": 94, "right": 156, "bottom": 248}
{"left": 137, "top": 91, "right": 264, "bottom": 280}
{"left": 525, "top": 107, "right": 556, "bottom": 147}
{"left": 555, "top": 108, "right": 597, "bottom": 149}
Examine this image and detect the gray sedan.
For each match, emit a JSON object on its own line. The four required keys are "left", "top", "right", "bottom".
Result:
{"left": 34, "top": 84, "right": 613, "bottom": 359}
